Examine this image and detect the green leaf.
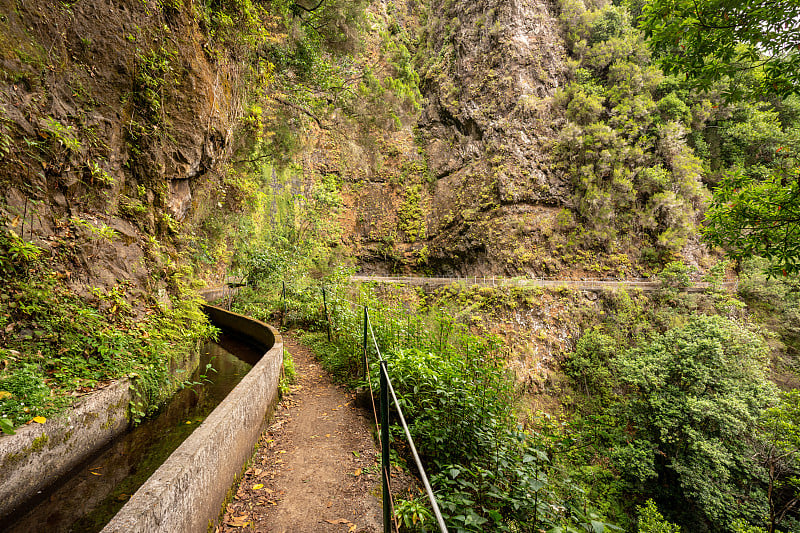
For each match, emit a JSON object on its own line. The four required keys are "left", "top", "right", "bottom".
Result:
{"left": 0, "top": 418, "right": 16, "bottom": 435}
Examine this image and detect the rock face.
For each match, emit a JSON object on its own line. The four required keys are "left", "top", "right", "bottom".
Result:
{"left": 0, "top": 0, "right": 239, "bottom": 294}
{"left": 417, "top": 0, "right": 570, "bottom": 275}
{"left": 334, "top": 0, "right": 571, "bottom": 276}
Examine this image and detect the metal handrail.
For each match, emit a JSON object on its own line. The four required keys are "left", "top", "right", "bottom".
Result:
{"left": 367, "top": 314, "right": 448, "bottom": 532}
{"left": 380, "top": 360, "right": 448, "bottom": 532}
{"left": 278, "top": 285, "right": 449, "bottom": 531}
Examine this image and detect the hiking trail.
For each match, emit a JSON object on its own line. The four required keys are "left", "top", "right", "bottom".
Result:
{"left": 216, "top": 333, "right": 385, "bottom": 533}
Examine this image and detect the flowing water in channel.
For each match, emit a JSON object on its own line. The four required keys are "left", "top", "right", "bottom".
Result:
{"left": 2, "top": 332, "right": 262, "bottom": 533}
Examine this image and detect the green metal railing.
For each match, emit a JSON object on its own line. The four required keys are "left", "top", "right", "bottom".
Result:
{"left": 278, "top": 284, "right": 448, "bottom": 532}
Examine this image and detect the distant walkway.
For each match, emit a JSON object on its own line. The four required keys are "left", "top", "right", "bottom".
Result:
{"left": 352, "top": 275, "right": 736, "bottom": 293}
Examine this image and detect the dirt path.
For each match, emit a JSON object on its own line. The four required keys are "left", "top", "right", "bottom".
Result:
{"left": 216, "top": 333, "right": 383, "bottom": 533}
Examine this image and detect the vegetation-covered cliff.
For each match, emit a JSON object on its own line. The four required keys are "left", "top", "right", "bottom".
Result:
{"left": 3, "top": 0, "right": 800, "bottom": 530}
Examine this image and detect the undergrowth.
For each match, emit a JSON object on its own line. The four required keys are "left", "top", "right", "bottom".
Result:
{"left": 233, "top": 273, "right": 621, "bottom": 532}
{"left": 0, "top": 224, "right": 217, "bottom": 432}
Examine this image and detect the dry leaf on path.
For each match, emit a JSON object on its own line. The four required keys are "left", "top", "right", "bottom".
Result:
{"left": 324, "top": 518, "right": 351, "bottom": 525}
{"left": 226, "top": 515, "right": 251, "bottom": 528}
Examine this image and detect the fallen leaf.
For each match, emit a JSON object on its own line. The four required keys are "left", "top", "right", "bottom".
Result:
{"left": 349, "top": 525, "right": 357, "bottom": 533}
{"left": 32, "top": 416, "right": 46, "bottom": 424}
{"left": 90, "top": 471, "right": 101, "bottom": 476}
{"left": 325, "top": 433, "right": 331, "bottom": 438}
{"left": 354, "top": 469, "right": 362, "bottom": 476}
{"left": 0, "top": 391, "right": 12, "bottom": 400}
{"left": 226, "top": 515, "right": 250, "bottom": 528}
{"left": 324, "top": 518, "right": 351, "bottom": 525}
{"left": 252, "top": 484, "right": 264, "bottom": 490}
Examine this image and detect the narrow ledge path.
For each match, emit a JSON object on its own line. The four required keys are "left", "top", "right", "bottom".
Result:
{"left": 216, "top": 332, "right": 383, "bottom": 533}
{"left": 350, "top": 274, "right": 737, "bottom": 292}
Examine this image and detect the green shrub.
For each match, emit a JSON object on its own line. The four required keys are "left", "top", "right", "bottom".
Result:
{"left": 0, "top": 364, "right": 53, "bottom": 426}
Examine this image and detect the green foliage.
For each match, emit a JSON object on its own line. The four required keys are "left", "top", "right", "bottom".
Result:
{"left": 637, "top": 499, "right": 681, "bottom": 533}
{"left": 234, "top": 165, "right": 343, "bottom": 285}
{"left": 553, "top": 0, "right": 707, "bottom": 263}
{"left": 0, "top": 417, "right": 15, "bottom": 435}
{"left": 43, "top": 116, "right": 82, "bottom": 153}
{"left": 394, "top": 496, "right": 434, "bottom": 531}
{"left": 758, "top": 390, "right": 800, "bottom": 532}
{"left": 703, "top": 145, "right": 800, "bottom": 275}
{"left": 0, "top": 229, "right": 42, "bottom": 277}
{"left": 730, "top": 520, "right": 768, "bottom": 533}
{"left": 271, "top": 0, "right": 366, "bottom": 50}
{"left": 641, "top": 0, "right": 800, "bottom": 99}
{"left": 376, "top": 342, "right": 620, "bottom": 531}
{"left": 0, "top": 363, "right": 52, "bottom": 426}
{"left": 737, "top": 257, "right": 800, "bottom": 356}
{"left": 657, "top": 93, "right": 691, "bottom": 125}
{"left": 564, "top": 327, "right": 617, "bottom": 402}
{"left": 279, "top": 348, "right": 296, "bottom": 395}
{"left": 0, "top": 224, "right": 217, "bottom": 429}
{"left": 88, "top": 160, "right": 115, "bottom": 187}
{"left": 615, "top": 315, "right": 777, "bottom": 527}
{"left": 366, "top": 346, "right": 513, "bottom": 466}
{"left": 397, "top": 184, "right": 425, "bottom": 243}
{"left": 657, "top": 260, "right": 694, "bottom": 289}
{"left": 129, "top": 45, "right": 176, "bottom": 140}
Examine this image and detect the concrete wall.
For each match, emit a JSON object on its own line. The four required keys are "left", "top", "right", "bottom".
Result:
{"left": 0, "top": 379, "right": 132, "bottom": 519}
{"left": 102, "top": 305, "right": 283, "bottom": 533}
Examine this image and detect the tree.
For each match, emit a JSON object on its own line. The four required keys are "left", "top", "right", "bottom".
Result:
{"left": 757, "top": 390, "right": 800, "bottom": 532}
{"left": 614, "top": 315, "right": 778, "bottom": 529}
{"left": 657, "top": 260, "right": 695, "bottom": 289}
{"left": 703, "top": 147, "right": 800, "bottom": 276}
{"left": 637, "top": 499, "right": 681, "bottom": 533}
{"left": 641, "top": 0, "right": 800, "bottom": 99}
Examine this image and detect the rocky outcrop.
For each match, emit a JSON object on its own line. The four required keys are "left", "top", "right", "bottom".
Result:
{"left": 0, "top": 0, "right": 240, "bottom": 295}
{"left": 416, "top": 0, "right": 570, "bottom": 274}
{"left": 333, "top": 0, "right": 572, "bottom": 276}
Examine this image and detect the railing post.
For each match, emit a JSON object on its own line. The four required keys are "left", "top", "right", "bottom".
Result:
{"left": 281, "top": 281, "right": 286, "bottom": 330}
{"left": 363, "top": 307, "right": 369, "bottom": 380}
{"left": 380, "top": 360, "right": 391, "bottom": 533}
{"left": 322, "top": 286, "right": 331, "bottom": 342}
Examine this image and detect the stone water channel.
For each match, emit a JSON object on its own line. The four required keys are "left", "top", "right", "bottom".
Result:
{"left": 2, "top": 332, "right": 262, "bottom": 533}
